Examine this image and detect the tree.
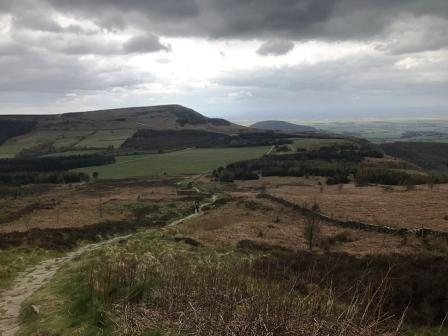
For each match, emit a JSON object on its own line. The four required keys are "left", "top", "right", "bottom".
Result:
{"left": 304, "top": 212, "right": 320, "bottom": 251}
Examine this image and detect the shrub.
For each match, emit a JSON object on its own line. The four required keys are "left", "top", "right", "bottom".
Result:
{"left": 355, "top": 168, "right": 430, "bottom": 186}
{"left": 86, "top": 251, "right": 394, "bottom": 335}
{"left": 319, "top": 231, "right": 354, "bottom": 251}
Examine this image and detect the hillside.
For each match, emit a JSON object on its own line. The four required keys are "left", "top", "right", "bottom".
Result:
{"left": 382, "top": 141, "right": 448, "bottom": 171}
{"left": 0, "top": 105, "right": 246, "bottom": 158}
{"left": 251, "top": 120, "right": 317, "bottom": 133}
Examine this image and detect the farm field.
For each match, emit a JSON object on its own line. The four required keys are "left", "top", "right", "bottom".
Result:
{"left": 312, "top": 119, "right": 448, "bottom": 143}
{"left": 253, "top": 180, "right": 448, "bottom": 231}
{"left": 76, "top": 146, "right": 270, "bottom": 179}
{"left": 0, "top": 130, "right": 92, "bottom": 158}
{"left": 0, "top": 129, "right": 135, "bottom": 158}
{"left": 72, "top": 129, "right": 135, "bottom": 149}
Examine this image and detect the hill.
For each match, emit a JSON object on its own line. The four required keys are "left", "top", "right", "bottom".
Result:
{"left": 381, "top": 141, "right": 448, "bottom": 171}
{"left": 251, "top": 120, "right": 317, "bottom": 133}
{"left": 0, "top": 105, "right": 245, "bottom": 158}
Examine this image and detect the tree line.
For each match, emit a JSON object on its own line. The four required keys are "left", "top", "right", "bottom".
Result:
{"left": 123, "top": 129, "right": 293, "bottom": 151}
{"left": 0, "top": 154, "right": 114, "bottom": 186}
{"left": 0, "top": 154, "right": 114, "bottom": 173}
{"left": 213, "top": 147, "right": 368, "bottom": 183}
{"left": 0, "top": 119, "right": 37, "bottom": 145}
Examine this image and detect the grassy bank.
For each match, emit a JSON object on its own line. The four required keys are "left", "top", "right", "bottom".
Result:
{"left": 0, "top": 247, "right": 61, "bottom": 290}
{"left": 19, "top": 230, "right": 400, "bottom": 336}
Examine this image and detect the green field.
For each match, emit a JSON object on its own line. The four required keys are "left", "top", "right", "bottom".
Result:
{"left": 76, "top": 146, "right": 270, "bottom": 178}
{"left": 73, "top": 129, "right": 135, "bottom": 149}
{"left": 0, "top": 129, "right": 136, "bottom": 158}
{"left": 312, "top": 120, "right": 448, "bottom": 143}
{"left": 0, "top": 130, "right": 92, "bottom": 158}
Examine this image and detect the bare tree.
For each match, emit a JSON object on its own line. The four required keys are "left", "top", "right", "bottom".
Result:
{"left": 23, "top": 216, "right": 31, "bottom": 231}
{"left": 98, "top": 197, "right": 103, "bottom": 218}
{"left": 304, "top": 212, "right": 320, "bottom": 251}
{"left": 428, "top": 178, "right": 435, "bottom": 191}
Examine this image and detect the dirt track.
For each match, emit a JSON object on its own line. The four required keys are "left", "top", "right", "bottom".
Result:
{"left": 0, "top": 198, "right": 213, "bottom": 336}
{"left": 0, "top": 234, "right": 133, "bottom": 335}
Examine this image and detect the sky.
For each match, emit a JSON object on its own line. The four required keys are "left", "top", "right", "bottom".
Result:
{"left": 0, "top": 0, "right": 448, "bottom": 122}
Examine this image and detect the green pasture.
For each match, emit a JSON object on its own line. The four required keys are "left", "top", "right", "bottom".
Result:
{"left": 76, "top": 146, "right": 270, "bottom": 178}
{"left": 0, "top": 129, "right": 136, "bottom": 158}
{"left": 73, "top": 129, "right": 135, "bottom": 149}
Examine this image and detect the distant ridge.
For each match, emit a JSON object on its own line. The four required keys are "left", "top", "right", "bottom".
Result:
{"left": 251, "top": 120, "right": 317, "bottom": 133}
{"left": 0, "top": 104, "right": 246, "bottom": 134}
{"left": 0, "top": 104, "right": 247, "bottom": 157}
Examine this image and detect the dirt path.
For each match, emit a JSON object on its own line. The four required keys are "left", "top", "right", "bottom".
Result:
{"left": 266, "top": 145, "right": 275, "bottom": 155}
{"left": 0, "top": 196, "right": 215, "bottom": 336}
{"left": 0, "top": 234, "right": 132, "bottom": 336}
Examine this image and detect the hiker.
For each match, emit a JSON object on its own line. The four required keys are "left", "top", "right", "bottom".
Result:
{"left": 194, "top": 200, "right": 200, "bottom": 213}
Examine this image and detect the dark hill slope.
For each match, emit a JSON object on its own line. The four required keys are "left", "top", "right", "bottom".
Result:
{"left": 381, "top": 141, "right": 448, "bottom": 171}
{"left": 0, "top": 104, "right": 243, "bottom": 134}
{"left": 251, "top": 120, "right": 317, "bottom": 133}
{"left": 0, "top": 105, "right": 246, "bottom": 156}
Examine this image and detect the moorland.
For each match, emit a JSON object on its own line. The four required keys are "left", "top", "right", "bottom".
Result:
{"left": 0, "top": 105, "right": 448, "bottom": 336}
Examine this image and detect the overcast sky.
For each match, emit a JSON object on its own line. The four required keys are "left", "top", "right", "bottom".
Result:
{"left": 1, "top": 0, "right": 447, "bottom": 122}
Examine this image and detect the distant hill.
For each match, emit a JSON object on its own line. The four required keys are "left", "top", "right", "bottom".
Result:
{"left": 0, "top": 104, "right": 243, "bottom": 133}
{"left": 0, "top": 105, "right": 246, "bottom": 158}
{"left": 251, "top": 120, "right": 317, "bottom": 133}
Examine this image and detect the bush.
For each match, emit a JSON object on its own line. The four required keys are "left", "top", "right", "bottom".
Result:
{"left": 218, "top": 170, "right": 235, "bottom": 182}
{"left": 326, "top": 175, "right": 350, "bottom": 185}
{"left": 320, "top": 231, "right": 354, "bottom": 251}
{"left": 255, "top": 252, "right": 448, "bottom": 326}
{"left": 355, "top": 168, "right": 431, "bottom": 186}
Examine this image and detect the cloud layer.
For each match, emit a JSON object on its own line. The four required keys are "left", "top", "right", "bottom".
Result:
{"left": 0, "top": 0, "right": 447, "bottom": 119}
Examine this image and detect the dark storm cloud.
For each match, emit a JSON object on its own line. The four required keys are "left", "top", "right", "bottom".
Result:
{"left": 11, "top": 13, "right": 98, "bottom": 34}
{"left": 45, "top": 0, "right": 199, "bottom": 31}
{"left": 0, "top": 0, "right": 447, "bottom": 117}
{"left": 39, "top": 0, "right": 448, "bottom": 41}
{"left": 3, "top": 0, "right": 448, "bottom": 52}
{"left": 123, "top": 34, "right": 171, "bottom": 53}
{"left": 257, "top": 40, "right": 295, "bottom": 56}
{"left": 47, "top": 0, "right": 199, "bottom": 18}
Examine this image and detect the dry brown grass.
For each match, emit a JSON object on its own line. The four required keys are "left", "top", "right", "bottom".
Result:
{"left": 178, "top": 198, "right": 419, "bottom": 256}
{"left": 261, "top": 180, "right": 448, "bottom": 231}
{"left": 0, "top": 177, "right": 187, "bottom": 232}
{"left": 87, "top": 250, "right": 396, "bottom": 336}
